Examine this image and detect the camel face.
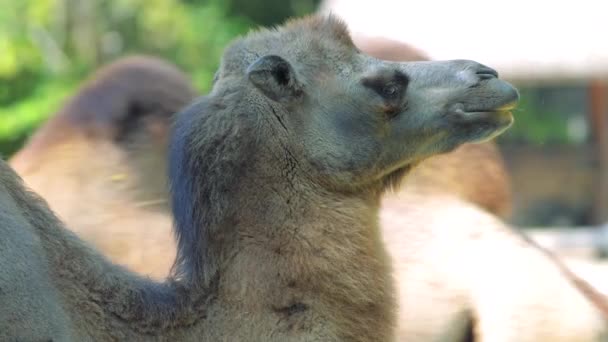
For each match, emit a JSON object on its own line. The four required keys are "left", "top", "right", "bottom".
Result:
{"left": 214, "top": 16, "right": 519, "bottom": 190}
{"left": 295, "top": 58, "right": 518, "bottom": 187}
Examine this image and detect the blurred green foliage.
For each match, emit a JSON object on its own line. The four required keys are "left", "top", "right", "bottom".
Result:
{"left": 0, "top": 79, "right": 75, "bottom": 156}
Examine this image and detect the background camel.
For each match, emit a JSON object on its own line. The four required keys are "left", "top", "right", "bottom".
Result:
{"left": 10, "top": 55, "right": 196, "bottom": 277}
{"left": 0, "top": 15, "right": 520, "bottom": 341}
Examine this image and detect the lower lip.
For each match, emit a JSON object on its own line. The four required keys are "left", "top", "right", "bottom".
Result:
{"left": 458, "top": 110, "right": 513, "bottom": 121}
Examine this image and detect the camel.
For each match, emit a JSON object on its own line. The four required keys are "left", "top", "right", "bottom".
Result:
{"left": 382, "top": 193, "right": 608, "bottom": 341}
{"left": 12, "top": 28, "right": 607, "bottom": 341}
{"left": 10, "top": 55, "right": 196, "bottom": 277}
{"left": 0, "top": 15, "right": 519, "bottom": 341}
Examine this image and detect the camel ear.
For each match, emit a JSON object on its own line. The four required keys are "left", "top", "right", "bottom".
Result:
{"left": 247, "top": 55, "right": 302, "bottom": 102}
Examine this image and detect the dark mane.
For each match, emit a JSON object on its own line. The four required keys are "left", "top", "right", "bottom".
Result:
{"left": 168, "top": 88, "right": 255, "bottom": 286}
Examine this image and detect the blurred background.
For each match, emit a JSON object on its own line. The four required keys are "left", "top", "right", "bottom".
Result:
{"left": 1, "top": 0, "right": 607, "bottom": 251}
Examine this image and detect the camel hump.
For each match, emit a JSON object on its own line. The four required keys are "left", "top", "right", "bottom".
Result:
{"left": 21, "top": 55, "right": 197, "bottom": 152}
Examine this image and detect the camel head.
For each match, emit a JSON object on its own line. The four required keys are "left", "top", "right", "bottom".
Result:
{"left": 169, "top": 15, "right": 519, "bottom": 285}
{"left": 207, "top": 15, "right": 518, "bottom": 194}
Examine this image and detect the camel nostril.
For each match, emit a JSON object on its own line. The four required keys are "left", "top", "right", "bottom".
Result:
{"left": 476, "top": 67, "right": 499, "bottom": 80}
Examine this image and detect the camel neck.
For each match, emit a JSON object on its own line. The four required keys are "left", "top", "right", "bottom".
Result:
{"left": 182, "top": 169, "right": 395, "bottom": 341}
{"left": 164, "top": 98, "right": 396, "bottom": 339}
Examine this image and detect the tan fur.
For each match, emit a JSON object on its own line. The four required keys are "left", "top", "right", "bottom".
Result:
{"left": 405, "top": 143, "right": 512, "bottom": 218}
{"left": 13, "top": 140, "right": 177, "bottom": 278}
{"left": 519, "top": 235, "right": 608, "bottom": 317}
{"left": 382, "top": 193, "right": 608, "bottom": 341}
{"left": 564, "top": 259, "right": 608, "bottom": 297}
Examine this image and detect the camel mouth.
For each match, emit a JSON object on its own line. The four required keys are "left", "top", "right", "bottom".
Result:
{"left": 493, "top": 100, "right": 518, "bottom": 111}
{"left": 463, "top": 99, "right": 519, "bottom": 114}
{"left": 460, "top": 110, "right": 514, "bottom": 127}
{"left": 445, "top": 108, "right": 514, "bottom": 144}
{"left": 461, "top": 77, "right": 520, "bottom": 115}
{"left": 449, "top": 88, "right": 518, "bottom": 128}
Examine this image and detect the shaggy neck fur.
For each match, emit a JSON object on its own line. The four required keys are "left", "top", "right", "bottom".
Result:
{"left": 168, "top": 89, "right": 395, "bottom": 340}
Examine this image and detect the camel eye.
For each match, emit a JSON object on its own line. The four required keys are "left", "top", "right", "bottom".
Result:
{"left": 382, "top": 83, "right": 400, "bottom": 98}
{"left": 362, "top": 72, "right": 407, "bottom": 101}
